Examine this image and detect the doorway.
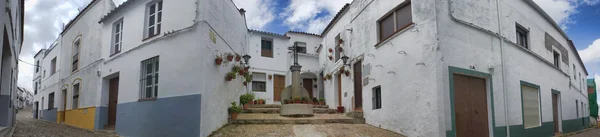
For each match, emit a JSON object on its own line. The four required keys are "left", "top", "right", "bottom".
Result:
{"left": 337, "top": 74, "right": 342, "bottom": 107}
{"left": 61, "top": 89, "right": 67, "bottom": 123}
{"left": 552, "top": 92, "right": 560, "bottom": 134}
{"left": 41, "top": 97, "right": 44, "bottom": 119}
{"left": 34, "top": 102, "right": 38, "bottom": 119}
{"left": 453, "top": 74, "right": 489, "bottom": 137}
{"left": 353, "top": 61, "right": 363, "bottom": 111}
{"left": 302, "top": 79, "right": 313, "bottom": 99}
{"left": 273, "top": 75, "right": 285, "bottom": 102}
{"left": 107, "top": 77, "right": 119, "bottom": 129}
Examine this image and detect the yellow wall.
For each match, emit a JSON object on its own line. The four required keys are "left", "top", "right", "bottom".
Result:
{"left": 64, "top": 107, "right": 96, "bottom": 130}
{"left": 56, "top": 111, "right": 65, "bottom": 123}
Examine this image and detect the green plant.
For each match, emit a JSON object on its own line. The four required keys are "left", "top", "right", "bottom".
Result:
{"left": 228, "top": 102, "right": 242, "bottom": 113}
{"left": 245, "top": 74, "right": 252, "bottom": 82}
{"left": 240, "top": 93, "right": 255, "bottom": 104}
{"left": 319, "top": 98, "right": 325, "bottom": 102}
{"left": 232, "top": 65, "right": 241, "bottom": 74}
{"left": 301, "top": 97, "right": 309, "bottom": 102}
{"left": 225, "top": 72, "right": 236, "bottom": 81}
{"left": 293, "top": 97, "right": 302, "bottom": 101}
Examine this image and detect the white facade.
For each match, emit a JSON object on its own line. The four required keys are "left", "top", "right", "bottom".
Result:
{"left": 0, "top": 0, "right": 23, "bottom": 130}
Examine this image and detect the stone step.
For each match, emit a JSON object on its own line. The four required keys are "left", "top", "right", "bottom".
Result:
{"left": 229, "top": 114, "right": 365, "bottom": 124}
{"left": 243, "top": 108, "right": 337, "bottom": 114}
{"left": 249, "top": 104, "right": 329, "bottom": 108}
{"left": 346, "top": 111, "right": 364, "bottom": 118}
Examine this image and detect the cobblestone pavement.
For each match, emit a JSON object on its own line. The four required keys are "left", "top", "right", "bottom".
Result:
{"left": 12, "top": 106, "right": 114, "bottom": 137}
{"left": 567, "top": 128, "right": 600, "bottom": 137}
{"left": 209, "top": 124, "right": 406, "bottom": 137}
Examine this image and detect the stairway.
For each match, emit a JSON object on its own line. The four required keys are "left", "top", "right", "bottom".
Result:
{"left": 230, "top": 104, "right": 365, "bottom": 124}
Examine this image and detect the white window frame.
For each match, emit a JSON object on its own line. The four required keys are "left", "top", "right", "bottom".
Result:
{"left": 521, "top": 82, "right": 541, "bottom": 129}
{"left": 112, "top": 19, "right": 123, "bottom": 55}
{"left": 145, "top": 1, "right": 163, "bottom": 38}
{"left": 251, "top": 73, "right": 266, "bottom": 92}
{"left": 140, "top": 56, "right": 159, "bottom": 99}
{"left": 72, "top": 83, "right": 80, "bottom": 109}
{"left": 72, "top": 38, "right": 81, "bottom": 72}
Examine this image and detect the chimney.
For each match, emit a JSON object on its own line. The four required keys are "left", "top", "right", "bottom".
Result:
{"left": 239, "top": 8, "right": 246, "bottom": 17}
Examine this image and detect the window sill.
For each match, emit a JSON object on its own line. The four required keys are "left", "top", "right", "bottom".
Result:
{"left": 138, "top": 97, "right": 157, "bottom": 102}
{"left": 375, "top": 23, "right": 415, "bottom": 48}
{"left": 110, "top": 51, "right": 121, "bottom": 57}
{"left": 142, "top": 34, "right": 160, "bottom": 42}
{"left": 524, "top": 125, "right": 541, "bottom": 129}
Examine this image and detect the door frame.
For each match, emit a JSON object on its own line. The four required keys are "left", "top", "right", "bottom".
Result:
{"left": 108, "top": 77, "right": 120, "bottom": 127}
{"left": 447, "top": 66, "right": 496, "bottom": 137}
{"left": 353, "top": 60, "right": 363, "bottom": 111}
{"left": 61, "top": 88, "right": 67, "bottom": 123}
{"left": 551, "top": 89, "right": 562, "bottom": 133}
{"left": 273, "top": 75, "right": 286, "bottom": 102}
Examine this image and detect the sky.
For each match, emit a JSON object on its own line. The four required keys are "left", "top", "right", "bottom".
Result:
{"left": 18, "top": 0, "right": 600, "bottom": 103}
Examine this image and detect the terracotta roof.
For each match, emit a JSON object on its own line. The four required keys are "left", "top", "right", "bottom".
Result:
{"left": 60, "top": 0, "right": 99, "bottom": 35}
{"left": 320, "top": 3, "right": 350, "bottom": 36}
{"left": 98, "top": 0, "right": 137, "bottom": 23}
{"left": 285, "top": 31, "right": 321, "bottom": 37}
{"left": 249, "top": 29, "right": 289, "bottom": 38}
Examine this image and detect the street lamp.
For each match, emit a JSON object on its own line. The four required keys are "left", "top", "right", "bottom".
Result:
{"left": 341, "top": 55, "right": 350, "bottom": 66}
{"left": 242, "top": 54, "right": 251, "bottom": 64}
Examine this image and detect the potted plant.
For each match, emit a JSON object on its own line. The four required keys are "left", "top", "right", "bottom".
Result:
{"left": 232, "top": 65, "right": 241, "bottom": 74}
{"left": 215, "top": 55, "right": 223, "bottom": 66}
{"left": 225, "top": 72, "right": 236, "bottom": 81}
{"left": 328, "top": 56, "right": 333, "bottom": 60}
{"left": 319, "top": 98, "right": 325, "bottom": 105}
{"left": 226, "top": 53, "right": 234, "bottom": 61}
{"left": 339, "top": 66, "right": 345, "bottom": 73}
{"left": 338, "top": 46, "right": 343, "bottom": 52}
{"left": 240, "top": 93, "right": 255, "bottom": 110}
{"left": 249, "top": 99, "right": 255, "bottom": 104}
{"left": 228, "top": 102, "right": 242, "bottom": 120}
{"left": 301, "top": 97, "right": 309, "bottom": 104}
{"left": 338, "top": 39, "right": 344, "bottom": 44}
{"left": 244, "top": 75, "right": 252, "bottom": 85}
{"left": 293, "top": 97, "right": 302, "bottom": 104}
{"left": 244, "top": 66, "right": 250, "bottom": 72}
{"left": 235, "top": 54, "right": 241, "bottom": 62}
{"left": 326, "top": 74, "right": 332, "bottom": 80}
{"left": 344, "top": 70, "right": 350, "bottom": 76}
{"left": 322, "top": 77, "right": 327, "bottom": 81}
{"left": 337, "top": 106, "right": 345, "bottom": 113}
{"left": 283, "top": 99, "right": 289, "bottom": 104}
{"left": 257, "top": 98, "right": 265, "bottom": 104}
{"left": 328, "top": 48, "right": 333, "bottom": 53}
{"left": 243, "top": 81, "right": 247, "bottom": 86}
{"left": 268, "top": 74, "right": 273, "bottom": 80}
{"left": 312, "top": 98, "right": 318, "bottom": 105}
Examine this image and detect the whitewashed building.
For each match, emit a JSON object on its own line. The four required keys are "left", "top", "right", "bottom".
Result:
{"left": 0, "top": 0, "right": 23, "bottom": 134}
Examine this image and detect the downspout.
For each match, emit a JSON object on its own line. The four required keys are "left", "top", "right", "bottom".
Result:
{"left": 447, "top": 0, "right": 510, "bottom": 136}
{"left": 495, "top": 0, "right": 510, "bottom": 136}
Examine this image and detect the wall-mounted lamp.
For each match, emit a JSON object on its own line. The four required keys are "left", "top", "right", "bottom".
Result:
{"left": 242, "top": 54, "right": 251, "bottom": 65}
{"left": 341, "top": 55, "right": 350, "bottom": 66}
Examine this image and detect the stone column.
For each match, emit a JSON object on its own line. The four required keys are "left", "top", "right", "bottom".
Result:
{"left": 290, "top": 65, "right": 302, "bottom": 98}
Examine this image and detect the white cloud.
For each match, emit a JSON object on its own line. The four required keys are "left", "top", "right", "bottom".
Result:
{"left": 281, "top": 0, "right": 351, "bottom": 33}
{"left": 579, "top": 38, "right": 600, "bottom": 64}
{"left": 232, "top": 0, "right": 276, "bottom": 30}
{"left": 533, "top": 0, "right": 578, "bottom": 29}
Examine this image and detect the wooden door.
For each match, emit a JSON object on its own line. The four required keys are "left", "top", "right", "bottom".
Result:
{"left": 453, "top": 74, "right": 489, "bottom": 137}
{"left": 108, "top": 77, "right": 119, "bottom": 127}
{"left": 353, "top": 61, "right": 363, "bottom": 110}
{"left": 303, "top": 79, "right": 313, "bottom": 99}
{"left": 273, "top": 75, "right": 285, "bottom": 101}
{"left": 552, "top": 93, "right": 559, "bottom": 133}
{"left": 62, "top": 89, "right": 67, "bottom": 122}
{"left": 34, "top": 102, "right": 38, "bottom": 119}
{"left": 337, "top": 74, "right": 342, "bottom": 106}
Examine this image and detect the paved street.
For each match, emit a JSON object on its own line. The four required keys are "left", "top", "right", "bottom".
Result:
{"left": 209, "top": 124, "right": 405, "bottom": 137}
{"left": 566, "top": 128, "right": 600, "bottom": 137}
{"left": 12, "top": 106, "right": 113, "bottom": 137}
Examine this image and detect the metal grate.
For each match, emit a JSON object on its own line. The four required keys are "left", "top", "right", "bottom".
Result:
{"left": 140, "top": 56, "right": 159, "bottom": 99}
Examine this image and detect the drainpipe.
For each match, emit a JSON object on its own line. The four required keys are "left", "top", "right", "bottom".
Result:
{"left": 447, "top": 0, "right": 510, "bottom": 136}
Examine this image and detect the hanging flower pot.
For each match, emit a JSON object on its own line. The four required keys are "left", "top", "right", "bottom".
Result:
{"left": 238, "top": 69, "right": 245, "bottom": 75}
{"left": 328, "top": 56, "right": 333, "bottom": 60}
{"left": 328, "top": 48, "right": 333, "bottom": 53}
{"left": 225, "top": 72, "right": 236, "bottom": 81}
{"left": 338, "top": 47, "right": 343, "bottom": 52}
{"left": 244, "top": 66, "right": 250, "bottom": 72}
{"left": 235, "top": 54, "right": 241, "bottom": 62}
{"left": 226, "top": 53, "right": 234, "bottom": 61}
{"left": 344, "top": 70, "right": 350, "bottom": 76}
{"left": 243, "top": 81, "right": 247, "bottom": 86}
{"left": 215, "top": 56, "right": 223, "bottom": 66}
{"left": 322, "top": 77, "right": 327, "bottom": 81}
{"left": 338, "top": 39, "right": 344, "bottom": 44}
{"left": 339, "top": 66, "right": 345, "bottom": 74}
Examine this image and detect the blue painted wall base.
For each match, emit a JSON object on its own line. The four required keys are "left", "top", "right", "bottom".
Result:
{"left": 94, "top": 107, "right": 108, "bottom": 130}
{"left": 115, "top": 94, "right": 201, "bottom": 137}
{"left": 42, "top": 109, "right": 57, "bottom": 122}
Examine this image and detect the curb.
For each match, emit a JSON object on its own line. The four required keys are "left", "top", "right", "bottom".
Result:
{"left": 32, "top": 118, "right": 120, "bottom": 137}
{"left": 6, "top": 122, "right": 16, "bottom": 137}
{"left": 554, "top": 127, "right": 598, "bottom": 137}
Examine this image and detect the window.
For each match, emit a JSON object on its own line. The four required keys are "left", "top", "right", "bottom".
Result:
{"left": 43, "top": 70, "right": 46, "bottom": 78}
{"left": 35, "top": 60, "right": 39, "bottom": 72}
{"left": 112, "top": 19, "right": 123, "bottom": 55}
{"left": 516, "top": 24, "right": 529, "bottom": 49}
{"left": 252, "top": 73, "right": 266, "bottom": 92}
{"left": 378, "top": 2, "right": 412, "bottom": 42}
{"left": 48, "top": 92, "right": 54, "bottom": 109}
{"left": 335, "top": 34, "right": 341, "bottom": 61}
{"left": 576, "top": 100, "right": 579, "bottom": 118}
{"left": 140, "top": 56, "right": 159, "bottom": 99}
{"left": 146, "top": 1, "right": 163, "bottom": 38}
{"left": 34, "top": 82, "right": 37, "bottom": 94}
{"left": 295, "top": 42, "right": 307, "bottom": 54}
{"left": 261, "top": 38, "right": 273, "bottom": 57}
{"left": 372, "top": 86, "right": 382, "bottom": 109}
{"left": 72, "top": 39, "right": 80, "bottom": 72}
{"left": 73, "top": 83, "right": 80, "bottom": 109}
{"left": 521, "top": 83, "right": 541, "bottom": 128}
{"left": 50, "top": 57, "right": 56, "bottom": 75}
{"left": 553, "top": 50, "right": 560, "bottom": 68}
{"left": 573, "top": 64, "right": 576, "bottom": 79}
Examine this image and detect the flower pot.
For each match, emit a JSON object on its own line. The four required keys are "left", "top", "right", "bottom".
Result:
{"left": 215, "top": 58, "right": 223, "bottom": 66}
{"left": 338, "top": 47, "right": 343, "bottom": 52}
{"left": 328, "top": 56, "right": 333, "bottom": 60}
{"left": 258, "top": 100, "right": 264, "bottom": 104}
{"left": 227, "top": 55, "right": 234, "bottom": 61}
{"left": 319, "top": 101, "right": 324, "bottom": 105}
{"left": 268, "top": 75, "right": 273, "bottom": 80}
{"left": 249, "top": 100, "right": 254, "bottom": 104}
{"left": 244, "top": 67, "right": 250, "bottom": 72}
{"left": 243, "top": 82, "right": 247, "bottom": 86}
{"left": 328, "top": 48, "right": 333, "bottom": 53}
{"left": 243, "top": 104, "right": 249, "bottom": 110}
{"left": 338, "top": 39, "right": 344, "bottom": 44}
{"left": 239, "top": 69, "right": 245, "bottom": 75}
{"left": 295, "top": 100, "right": 301, "bottom": 104}
{"left": 344, "top": 71, "right": 350, "bottom": 76}
{"left": 235, "top": 56, "right": 241, "bottom": 62}
{"left": 337, "top": 106, "right": 345, "bottom": 113}
{"left": 225, "top": 76, "right": 233, "bottom": 81}
{"left": 230, "top": 112, "right": 239, "bottom": 120}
